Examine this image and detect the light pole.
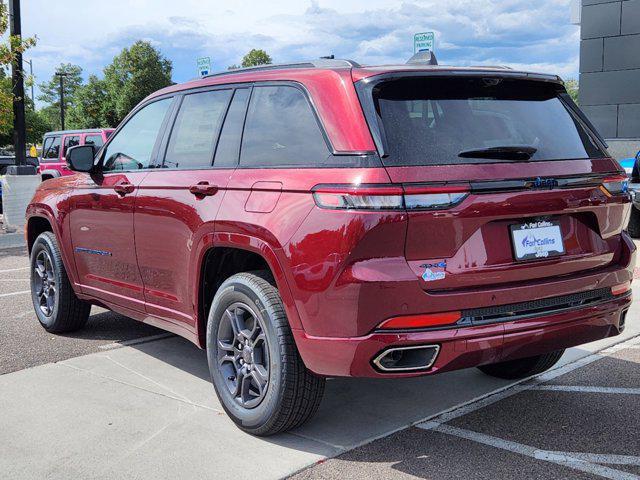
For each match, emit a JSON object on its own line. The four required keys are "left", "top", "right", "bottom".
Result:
{"left": 24, "top": 58, "right": 34, "bottom": 105}
{"left": 55, "top": 71, "right": 69, "bottom": 130}
{"left": 8, "top": 0, "right": 26, "bottom": 167}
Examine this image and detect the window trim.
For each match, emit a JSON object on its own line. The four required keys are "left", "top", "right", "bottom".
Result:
{"left": 95, "top": 94, "right": 178, "bottom": 174}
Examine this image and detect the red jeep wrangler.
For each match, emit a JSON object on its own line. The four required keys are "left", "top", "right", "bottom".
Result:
{"left": 26, "top": 56, "right": 635, "bottom": 436}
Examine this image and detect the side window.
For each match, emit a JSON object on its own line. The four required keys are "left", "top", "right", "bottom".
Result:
{"left": 41, "top": 137, "right": 53, "bottom": 159}
{"left": 164, "top": 89, "right": 232, "bottom": 169}
{"left": 102, "top": 98, "right": 172, "bottom": 172}
{"left": 84, "top": 135, "right": 104, "bottom": 148}
{"left": 213, "top": 88, "right": 250, "bottom": 168}
{"left": 44, "top": 136, "right": 61, "bottom": 159}
{"left": 240, "top": 85, "right": 329, "bottom": 167}
{"left": 62, "top": 136, "right": 80, "bottom": 157}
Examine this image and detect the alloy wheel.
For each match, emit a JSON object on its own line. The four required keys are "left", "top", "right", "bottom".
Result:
{"left": 33, "top": 250, "right": 56, "bottom": 317}
{"left": 217, "top": 303, "right": 270, "bottom": 408}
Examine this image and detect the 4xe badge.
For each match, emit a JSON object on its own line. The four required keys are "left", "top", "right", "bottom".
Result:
{"left": 420, "top": 260, "right": 447, "bottom": 282}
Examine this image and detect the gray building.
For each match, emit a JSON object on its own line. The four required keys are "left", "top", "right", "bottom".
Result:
{"left": 577, "top": 0, "right": 640, "bottom": 158}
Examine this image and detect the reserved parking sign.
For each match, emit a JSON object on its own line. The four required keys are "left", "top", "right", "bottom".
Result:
{"left": 414, "top": 32, "right": 435, "bottom": 53}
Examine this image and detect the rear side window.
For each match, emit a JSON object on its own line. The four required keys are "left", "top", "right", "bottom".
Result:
{"left": 240, "top": 85, "right": 329, "bottom": 167}
{"left": 62, "top": 136, "right": 80, "bottom": 157}
{"left": 85, "top": 135, "right": 104, "bottom": 148}
{"left": 214, "top": 88, "right": 250, "bottom": 168}
{"left": 164, "top": 89, "right": 232, "bottom": 169}
{"left": 43, "top": 136, "right": 61, "bottom": 160}
{"left": 371, "top": 77, "right": 605, "bottom": 166}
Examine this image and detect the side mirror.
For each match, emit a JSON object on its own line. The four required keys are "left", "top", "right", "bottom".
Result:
{"left": 632, "top": 151, "right": 640, "bottom": 182}
{"left": 67, "top": 145, "right": 96, "bottom": 173}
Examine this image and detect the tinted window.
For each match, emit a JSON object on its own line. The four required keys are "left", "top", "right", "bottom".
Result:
{"left": 373, "top": 77, "right": 605, "bottom": 166}
{"left": 240, "top": 86, "right": 328, "bottom": 167}
{"left": 164, "top": 90, "right": 232, "bottom": 169}
{"left": 41, "top": 137, "right": 53, "bottom": 160}
{"left": 214, "top": 88, "right": 250, "bottom": 168}
{"left": 44, "top": 136, "right": 61, "bottom": 160}
{"left": 85, "top": 135, "right": 103, "bottom": 148}
{"left": 62, "top": 136, "right": 80, "bottom": 157}
{"left": 102, "top": 98, "right": 172, "bottom": 172}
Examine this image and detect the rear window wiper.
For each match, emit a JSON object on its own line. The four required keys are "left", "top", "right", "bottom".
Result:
{"left": 458, "top": 145, "right": 537, "bottom": 161}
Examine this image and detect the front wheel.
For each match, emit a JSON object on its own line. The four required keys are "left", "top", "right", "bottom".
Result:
{"left": 30, "top": 231, "right": 91, "bottom": 332}
{"left": 206, "top": 271, "right": 325, "bottom": 436}
{"left": 477, "top": 350, "right": 564, "bottom": 379}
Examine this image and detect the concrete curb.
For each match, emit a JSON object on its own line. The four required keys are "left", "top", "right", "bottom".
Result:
{"left": 0, "top": 232, "right": 25, "bottom": 250}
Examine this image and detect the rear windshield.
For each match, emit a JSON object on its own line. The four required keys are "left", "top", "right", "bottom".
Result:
{"left": 372, "top": 77, "right": 605, "bottom": 166}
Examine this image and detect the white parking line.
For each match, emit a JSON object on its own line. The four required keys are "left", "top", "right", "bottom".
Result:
{"left": 0, "top": 266, "right": 29, "bottom": 273}
{"left": 538, "top": 451, "right": 640, "bottom": 466}
{"left": 0, "top": 290, "right": 30, "bottom": 298}
{"left": 532, "top": 385, "right": 640, "bottom": 395}
{"left": 421, "top": 423, "right": 639, "bottom": 480}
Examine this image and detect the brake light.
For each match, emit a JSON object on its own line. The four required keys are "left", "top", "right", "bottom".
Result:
{"left": 312, "top": 184, "right": 469, "bottom": 211}
{"left": 378, "top": 311, "right": 462, "bottom": 329}
{"left": 611, "top": 282, "right": 631, "bottom": 296}
{"left": 600, "top": 176, "right": 629, "bottom": 197}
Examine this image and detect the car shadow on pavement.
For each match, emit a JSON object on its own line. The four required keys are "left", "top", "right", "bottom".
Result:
{"left": 127, "top": 333, "right": 517, "bottom": 452}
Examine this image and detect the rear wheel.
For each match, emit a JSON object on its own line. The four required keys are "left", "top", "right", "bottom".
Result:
{"left": 30, "top": 232, "right": 91, "bottom": 333}
{"left": 628, "top": 208, "right": 640, "bottom": 238}
{"left": 477, "top": 350, "right": 564, "bottom": 379}
{"left": 206, "top": 271, "right": 325, "bottom": 436}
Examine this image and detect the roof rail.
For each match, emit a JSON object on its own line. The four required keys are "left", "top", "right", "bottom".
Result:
{"left": 203, "top": 58, "right": 361, "bottom": 79}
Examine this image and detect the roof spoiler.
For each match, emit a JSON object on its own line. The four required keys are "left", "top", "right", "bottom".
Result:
{"left": 406, "top": 51, "right": 438, "bottom": 65}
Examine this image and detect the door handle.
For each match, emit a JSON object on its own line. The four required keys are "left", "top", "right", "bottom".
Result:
{"left": 114, "top": 182, "right": 135, "bottom": 196}
{"left": 189, "top": 182, "right": 219, "bottom": 197}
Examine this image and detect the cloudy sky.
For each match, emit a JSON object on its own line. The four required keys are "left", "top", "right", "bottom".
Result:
{"left": 22, "top": 0, "right": 579, "bottom": 103}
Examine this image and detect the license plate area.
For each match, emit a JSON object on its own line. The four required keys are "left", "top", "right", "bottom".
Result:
{"left": 510, "top": 220, "right": 565, "bottom": 261}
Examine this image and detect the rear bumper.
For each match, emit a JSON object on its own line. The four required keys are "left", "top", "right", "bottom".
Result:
{"left": 294, "top": 292, "right": 632, "bottom": 378}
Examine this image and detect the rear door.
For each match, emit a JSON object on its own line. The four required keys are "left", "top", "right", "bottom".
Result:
{"left": 69, "top": 97, "right": 174, "bottom": 311}
{"left": 363, "top": 75, "right": 629, "bottom": 294}
{"left": 134, "top": 87, "right": 248, "bottom": 330}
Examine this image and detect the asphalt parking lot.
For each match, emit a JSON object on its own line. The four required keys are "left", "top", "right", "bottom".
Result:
{"left": 1, "top": 238, "right": 639, "bottom": 479}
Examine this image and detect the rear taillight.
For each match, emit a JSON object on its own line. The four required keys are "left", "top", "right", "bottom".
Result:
{"left": 312, "top": 184, "right": 469, "bottom": 211}
{"left": 600, "top": 176, "right": 629, "bottom": 197}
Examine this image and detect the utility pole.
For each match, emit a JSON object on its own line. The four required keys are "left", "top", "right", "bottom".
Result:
{"left": 55, "top": 72, "right": 68, "bottom": 130}
{"left": 24, "top": 58, "right": 34, "bottom": 104}
{"left": 9, "top": 0, "right": 26, "bottom": 167}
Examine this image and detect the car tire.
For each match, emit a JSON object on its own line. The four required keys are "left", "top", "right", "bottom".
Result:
{"left": 30, "top": 231, "right": 91, "bottom": 333}
{"left": 628, "top": 208, "right": 640, "bottom": 238}
{"left": 477, "top": 350, "right": 564, "bottom": 379}
{"left": 206, "top": 271, "right": 325, "bottom": 436}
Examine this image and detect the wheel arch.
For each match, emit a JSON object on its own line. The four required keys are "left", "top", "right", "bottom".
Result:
{"left": 194, "top": 233, "right": 302, "bottom": 348}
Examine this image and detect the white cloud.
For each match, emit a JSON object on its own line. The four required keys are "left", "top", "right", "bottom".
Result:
{"left": 23, "top": 0, "right": 580, "bottom": 102}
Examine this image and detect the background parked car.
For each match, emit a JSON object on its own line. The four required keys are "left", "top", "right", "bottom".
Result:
{"left": 39, "top": 129, "right": 114, "bottom": 181}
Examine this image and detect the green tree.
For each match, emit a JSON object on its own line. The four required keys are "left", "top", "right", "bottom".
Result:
{"left": 0, "top": 1, "right": 37, "bottom": 139}
{"left": 67, "top": 75, "right": 108, "bottom": 129}
{"left": 241, "top": 49, "right": 272, "bottom": 68}
{"left": 565, "top": 78, "right": 579, "bottom": 104}
{"left": 103, "top": 40, "right": 172, "bottom": 125}
{"left": 37, "top": 63, "right": 83, "bottom": 130}
{"left": 25, "top": 106, "right": 52, "bottom": 144}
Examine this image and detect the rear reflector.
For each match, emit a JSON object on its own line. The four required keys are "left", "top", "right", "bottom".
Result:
{"left": 611, "top": 282, "right": 631, "bottom": 296}
{"left": 379, "top": 311, "right": 462, "bottom": 329}
{"left": 600, "top": 176, "right": 629, "bottom": 197}
{"left": 312, "top": 184, "right": 469, "bottom": 211}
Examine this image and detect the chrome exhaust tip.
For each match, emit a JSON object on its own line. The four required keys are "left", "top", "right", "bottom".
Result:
{"left": 372, "top": 344, "right": 440, "bottom": 372}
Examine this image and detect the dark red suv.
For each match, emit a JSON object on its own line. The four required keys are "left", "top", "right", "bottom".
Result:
{"left": 26, "top": 57, "right": 635, "bottom": 436}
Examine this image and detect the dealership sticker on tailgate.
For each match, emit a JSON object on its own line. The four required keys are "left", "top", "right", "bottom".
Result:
{"left": 510, "top": 220, "right": 565, "bottom": 261}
